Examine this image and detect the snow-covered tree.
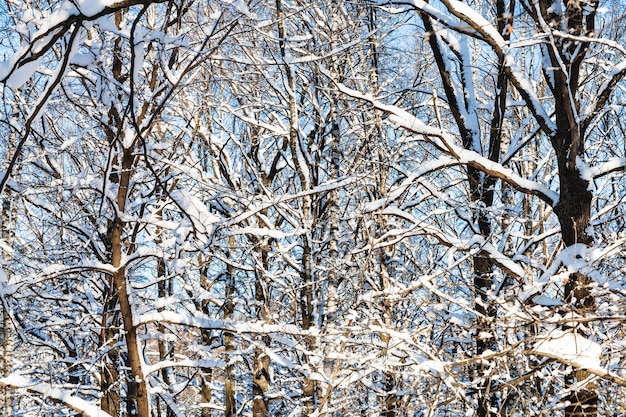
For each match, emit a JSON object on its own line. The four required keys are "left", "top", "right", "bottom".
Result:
{"left": 0, "top": 0, "right": 626, "bottom": 416}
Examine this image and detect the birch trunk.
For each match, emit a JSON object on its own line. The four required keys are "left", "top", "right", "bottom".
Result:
{"left": 275, "top": 1, "right": 317, "bottom": 413}
{"left": 0, "top": 118, "right": 15, "bottom": 417}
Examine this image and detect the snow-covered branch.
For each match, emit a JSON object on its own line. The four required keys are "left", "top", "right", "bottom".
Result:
{"left": 0, "top": 0, "right": 168, "bottom": 86}
{"left": 586, "top": 157, "right": 626, "bottom": 179}
{"left": 0, "top": 375, "right": 114, "bottom": 417}
{"left": 334, "top": 81, "right": 559, "bottom": 206}
{"left": 135, "top": 311, "right": 320, "bottom": 338}
{"left": 378, "top": 0, "right": 557, "bottom": 137}
{"left": 582, "top": 58, "right": 626, "bottom": 131}
{"left": 529, "top": 331, "right": 626, "bottom": 388}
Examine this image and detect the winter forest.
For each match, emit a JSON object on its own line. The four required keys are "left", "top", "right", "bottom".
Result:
{"left": 1, "top": 0, "right": 626, "bottom": 416}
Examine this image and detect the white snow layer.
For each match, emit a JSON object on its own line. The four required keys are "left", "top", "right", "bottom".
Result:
{"left": 533, "top": 331, "right": 602, "bottom": 371}
{"left": 0, "top": 0, "right": 129, "bottom": 87}
{"left": 0, "top": 375, "right": 114, "bottom": 417}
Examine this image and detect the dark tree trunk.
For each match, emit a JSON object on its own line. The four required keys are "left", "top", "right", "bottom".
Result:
{"left": 532, "top": 1, "right": 599, "bottom": 414}
{"left": 419, "top": 2, "right": 514, "bottom": 413}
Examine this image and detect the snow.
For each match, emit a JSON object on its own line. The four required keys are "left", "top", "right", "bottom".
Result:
{"left": 0, "top": 0, "right": 133, "bottom": 88}
{"left": 533, "top": 331, "right": 602, "bottom": 371}
{"left": 335, "top": 80, "right": 559, "bottom": 206}
{"left": 375, "top": 1, "right": 463, "bottom": 31}
{"left": 145, "top": 358, "right": 226, "bottom": 377}
{"left": 531, "top": 294, "right": 562, "bottom": 307}
{"left": 0, "top": 268, "right": 17, "bottom": 297}
{"left": 77, "top": 0, "right": 113, "bottom": 17}
{"left": 442, "top": 0, "right": 504, "bottom": 46}
{"left": 575, "top": 156, "right": 593, "bottom": 187}
{"left": 0, "top": 375, "right": 114, "bottom": 417}
{"left": 588, "top": 157, "right": 626, "bottom": 179}
{"left": 5, "top": 57, "right": 43, "bottom": 89}
{"left": 293, "top": 136, "right": 311, "bottom": 188}
{"left": 136, "top": 311, "right": 319, "bottom": 338}
{"left": 225, "top": 176, "right": 358, "bottom": 226}
{"left": 132, "top": 31, "right": 146, "bottom": 84}
{"left": 222, "top": 0, "right": 256, "bottom": 18}
{"left": 430, "top": 0, "right": 557, "bottom": 135}
{"left": 170, "top": 188, "right": 221, "bottom": 241}
{"left": 230, "top": 226, "right": 304, "bottom": 239}
{"left": 3, "top": 1, "right": 626, "bottom": 414}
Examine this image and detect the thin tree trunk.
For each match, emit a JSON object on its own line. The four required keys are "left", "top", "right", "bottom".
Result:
{"left": 274, "top": 1, "right": 316, "bottom": 413}
{"left": 475, "top": 3, "right": 514, "bottom": 414}
{"left": 252, "top": 351, "right": 270, "bottom": 417}
{"left": 419, "top": 4, "right": 515, "bottom": 412}
{"left": 0, "top": 161, "right": 14, "bottom": 417}
{"left": 156, "top": 254, "right": 175, "bottom": 417}
{"left": 0, "top": 307, "right": 10, "bottom": 417}
{"left": 362, "top": 6, "right": 399, "bottom": 414}
{"left": 300, "top": 239, "right": 316, "bottom": 416}
{"left": 252, "top": 245, "right": 270, "bottom": 417}
{"left": 224, "top": 237, "right": 237, "bottom": 417}
{"left": 0, "top": 303, "right": 11, "bottom": 417}
{"left": 199, "top": 253, "right": 214, "bottom": 417}
{"left": 0, "top": 100, "right": 17, "bottom": 417}
{"left": 111, "top": 148, "right": 149, "bottom": 417}
{"left": 103, "top": 9, "right": 151, "bottom": 416}
{"left": 99, "top": 275, "right": 121, "bottom": 417}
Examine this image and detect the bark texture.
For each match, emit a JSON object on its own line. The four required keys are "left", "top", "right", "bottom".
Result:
{"left": 531, "top": 1, "right": 599, "bottom": 414}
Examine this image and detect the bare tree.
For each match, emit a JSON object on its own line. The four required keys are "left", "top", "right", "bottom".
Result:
{"left": 2, "top": 1, "right": 626, "bottom": 416}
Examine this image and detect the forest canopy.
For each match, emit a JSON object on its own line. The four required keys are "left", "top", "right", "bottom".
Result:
{"left": 0, "top": 0, "right": 626, "bottom": 416}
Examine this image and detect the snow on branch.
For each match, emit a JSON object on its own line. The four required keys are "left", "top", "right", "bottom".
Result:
{"left": 374, "top": 206, "right": 526, "bottom": 279}
{"left": 0, "top": 0, "right": 168, "bottom": 87}
{"left": 135, "top": 310, "right": 319, "bottom": 338}
{"left": 0, "top": 0, "right": 169, "bottom": 197}
{"left": 585, "top": 157, "right": 626, "bottom": 179}
{"left": 529, "top": 331, "right": 626, "bottom": 388}
{"left": 224, "top": 176, "right": 361, "bottom": 226}
{"left": 144, "top": 358, "right": 227, "bottom": 379}
{"left": 398, "top": 0, "right": 557, "bottom": 139}
{"left": 378, "top": 0, "right": 556, "bottom": 136}
{"left": 0, "top": 375, "right": 114, "bottom": 417}
{"left": 374, "top": 0, "right": 478, "bottom": 37}
{"left": 582, "top": 58, "right": 626, "bottom": 130}
{"left": 437, "top": 0, "right": 557, "bottom": 136}
{"left": 333, "top": 81, "right": 559, "bottom": 207}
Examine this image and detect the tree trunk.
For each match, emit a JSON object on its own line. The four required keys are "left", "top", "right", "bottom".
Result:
{"left": 0, "top": 231, "right": 12, "bottom": 417}
{"left": 99, "top": 274, "right": 121, "bottom": 417}
{"left": 252, "top": 245, "right": 270, "bottom": 417}
{"left": 112, "top": 148, "right": 149, "bottom": 417}
{"left": 0, "top": 102, "right": 17, "bottom": 417}
{"left": 101, "top": 10, "right": 149, "bottom": 417}
{"left": 0, "top": 304, "right": 11, "bottom": 417}
{"left": 419, "top": 3, "right": 514, "bottom": 412}
{"left": 224, "top": 237, "right": 237, "bottom": 417}
{"left": 300, "top": 238, "right": 316, "bottom": 416}
{"left": 274, "top": 1, "right": 317, "bottom": 413}
{"left": 252, "top": 352, "right": 270, "bottom": 417}
{"left": 199, "top": 254, "right": 214, "bottom": 417}
{"left": 156, "top": 254, "right": 175, "bottom": 417}
{"left": 535, "top": 1, "right": 598, "bottom": 414}
{"left": 554, "top": 125, "right": 597, "bottom": 417}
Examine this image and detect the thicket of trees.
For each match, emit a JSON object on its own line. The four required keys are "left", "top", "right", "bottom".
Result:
{"left": 0, "top": 0, "right": 626, "bottom": 416}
